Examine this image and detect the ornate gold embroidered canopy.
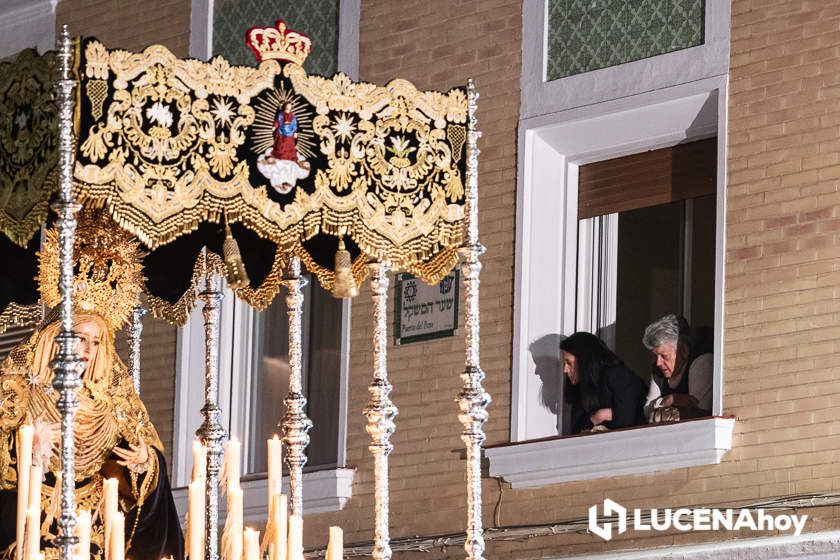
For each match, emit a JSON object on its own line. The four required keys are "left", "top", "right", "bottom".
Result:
{"left": 72, "top": 27, "right": 468, "bottom": 287}
{"left": 0, "top": 22, "right": 470, "bottom": 326}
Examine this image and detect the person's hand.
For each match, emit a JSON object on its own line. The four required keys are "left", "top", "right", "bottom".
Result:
{"left": 32, "top": 416, "right": 59, "bottom": 468}
{"left": 660, "top": 394, "right": 675, "bottom": 408}
{"left": 666, "top": 393, "right": 698, "bottom": 409}
{"left": 590, "top": 408, "right": 613, "bottom": 425}
{"left": 113, "top": 440, "right": 151, "bottom": 474}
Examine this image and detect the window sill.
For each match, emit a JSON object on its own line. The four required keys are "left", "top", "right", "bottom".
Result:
{"left": 172, "top": 467, "right": 355, "bottom": 523}
{"left": 485, "top": 417, "right": 735, "bottom": 488}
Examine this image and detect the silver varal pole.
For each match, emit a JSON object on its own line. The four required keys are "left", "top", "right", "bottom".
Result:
{"left": 128, "top": 305, "right": 147, "bottom": 394}
{"left": 50, "top": 25, "right": 83, "bottom": 560}
{"left": 363, "top": 261, "right": 397, "bottom": 560}
{"left": 280, "top": 256, "right": 312, "bottom": 517}
{"left": 197, "top": 259, "right": 226, "bottom": 560}
{"left": 457, "top": 79, "right": 490, "bottom": 560}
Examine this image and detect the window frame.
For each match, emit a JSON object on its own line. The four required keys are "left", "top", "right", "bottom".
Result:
{"left": 502, "top": 0, "right": 733, "bottom": 486}
{"left": 512, "top": 79, "right": 728, "bottom": 443}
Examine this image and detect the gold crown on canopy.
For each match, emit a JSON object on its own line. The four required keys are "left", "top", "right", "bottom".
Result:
{"left": 38, "top": 210, "right": 146, "bottom": 331}
{"left": 246, "top": 19, "right": 312, "bottom": 65}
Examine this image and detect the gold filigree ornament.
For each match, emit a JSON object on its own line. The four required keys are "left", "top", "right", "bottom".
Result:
{"left": 287, "top": 66, "right": 468, "bottom": 284}
{"left": 0, "top": 48, "right": 59, "bottom": 247}
{"left": 74, "top": 39, "right": 311, "bottom": 251}
{"left": 37, "top": 210, "right": 147, "bottom": 331}
{"left": 145, "top": 247, "right": 288, "bottom": 326}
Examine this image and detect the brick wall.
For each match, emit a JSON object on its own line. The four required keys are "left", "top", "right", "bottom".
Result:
{"left": 723, "top": 0, "right": 840, "bottom": 527}
{"left": 56, "top": 0, "right": 190, "bottom": 56}
{"left": 56, "top": 0, "right": 190, "bottom": 469}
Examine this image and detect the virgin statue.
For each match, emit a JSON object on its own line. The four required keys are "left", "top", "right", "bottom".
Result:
{"left": 0, "top": 213, "right": 183, "bottom": 559}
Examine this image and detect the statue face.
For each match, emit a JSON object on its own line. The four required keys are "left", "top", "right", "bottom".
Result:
{"left": 74, "top": 316, "right": 103, "bottom": 373}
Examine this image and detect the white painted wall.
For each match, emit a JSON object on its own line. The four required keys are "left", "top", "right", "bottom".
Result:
{"left": 0, "top": 0, "right": 56, "bottom": 58}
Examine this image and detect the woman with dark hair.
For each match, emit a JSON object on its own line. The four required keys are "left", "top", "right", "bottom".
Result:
{"left": 560, "top": 332, "right": 646, "bottom": 434}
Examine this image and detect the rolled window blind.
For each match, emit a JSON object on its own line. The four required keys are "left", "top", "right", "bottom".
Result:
{"left": 578, "top": 137, "right": 717, "bottom": 220}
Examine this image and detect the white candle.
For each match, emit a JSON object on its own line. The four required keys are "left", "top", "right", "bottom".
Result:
{"left": 243, "top": 528, "right": 260, "bottom": 560}
{"left": 192, "top": 440, "right": 207, "bottom": 481}
{"left": 27, "top": 464, "right": 42, "bottom": 518}
{"left": 75, "top": 509, "right": 91, "bottom": 560}
{"left": 25, "top": 506, "right": 39, "bottom": 560}
{"left": 224, "top": 485, "right": 243, "bottom": 560}
{"left": 102, "top": 478, "right": 118, "bottom": 558}
{"left": 273, "top": 494, "right": 287, "bottom": 560}
{"left": 24, "top": 464, "right": 43, "bottom": 560}
{"left": 188, "top": 479, "right": 204, "bottom": 560}
{"left": 267, "top": 435, "right": 282, "bottom": 497}
{"left": 326, "top": 526, "right": 343, "bottom": 560}
{"left": 110, "top": 511, "right": 124, "bottom": 560}
{"left": 287, "top": 515, "right": 303, "bottom": 560}
{"left": 16, "top": 424, "right": 33, "bottom": 560}
{"left": 224, "top": 437, "right": 241, "bottom": 490}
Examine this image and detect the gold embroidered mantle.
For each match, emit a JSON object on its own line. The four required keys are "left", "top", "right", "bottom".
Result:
{"left": 0, "top": 329, "right": 163, "bottom": 484}
{"left": 0, "top": 328, "right": 162, "bottom": 558}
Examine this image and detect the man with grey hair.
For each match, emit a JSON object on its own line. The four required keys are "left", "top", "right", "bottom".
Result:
{"left": 642, "top": 314, "right": 713, "bottom": 422}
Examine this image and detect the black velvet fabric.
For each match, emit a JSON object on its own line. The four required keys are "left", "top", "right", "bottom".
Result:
{"left": 0, "top": 232, "right": 39, "bottom": 313}
{"left": 0, "top": 481, "right": 15, "bottom": 558}
{"left": 126, "top": 449, "right": 184, "bottom": 560}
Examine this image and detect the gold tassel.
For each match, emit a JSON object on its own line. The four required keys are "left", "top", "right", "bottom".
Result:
{"left": 332, "top": 236, "right": 358, "bottom": 298}
{"left": 223, "top": 222, "right": 250, "bottom": 289}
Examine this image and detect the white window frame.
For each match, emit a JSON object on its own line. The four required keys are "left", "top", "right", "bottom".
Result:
{"left": 172, "top": 0, "right": 360, "bottom": 517}
{"left": 521, "top": 0, "right": 731, "bottom": 120}
{"left": 495, "top": 0, "right": 734, "bottom": 487}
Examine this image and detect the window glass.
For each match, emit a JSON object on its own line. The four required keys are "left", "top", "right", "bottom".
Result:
{"left": 247, "top": 276, "right": 342, "bottom": 474}
{"left": 546, "top": 0, "right": 705, "bottom": 80}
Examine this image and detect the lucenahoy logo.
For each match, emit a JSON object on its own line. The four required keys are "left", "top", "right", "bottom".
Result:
{"left": 588, "top": 498, "right": 808, "bottom": 542}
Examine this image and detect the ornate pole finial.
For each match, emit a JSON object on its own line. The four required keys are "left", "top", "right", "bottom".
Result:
{"left": 458, "top": 78, "right": 490, "bottom": 560}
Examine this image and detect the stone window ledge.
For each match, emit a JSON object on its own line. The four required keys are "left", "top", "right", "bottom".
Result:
{"left": 172, "top": 467, "right": 355, "bottom": 523}
{"left": 486, "top": 417, "right": 735, "bottom": 488}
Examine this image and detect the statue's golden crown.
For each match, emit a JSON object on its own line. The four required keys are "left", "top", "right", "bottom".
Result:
{"left": 38, "top": 210, "right": 146, "bottom": 331}
{"left": 246, "top": 20, "right": 312, "bottom": 66}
